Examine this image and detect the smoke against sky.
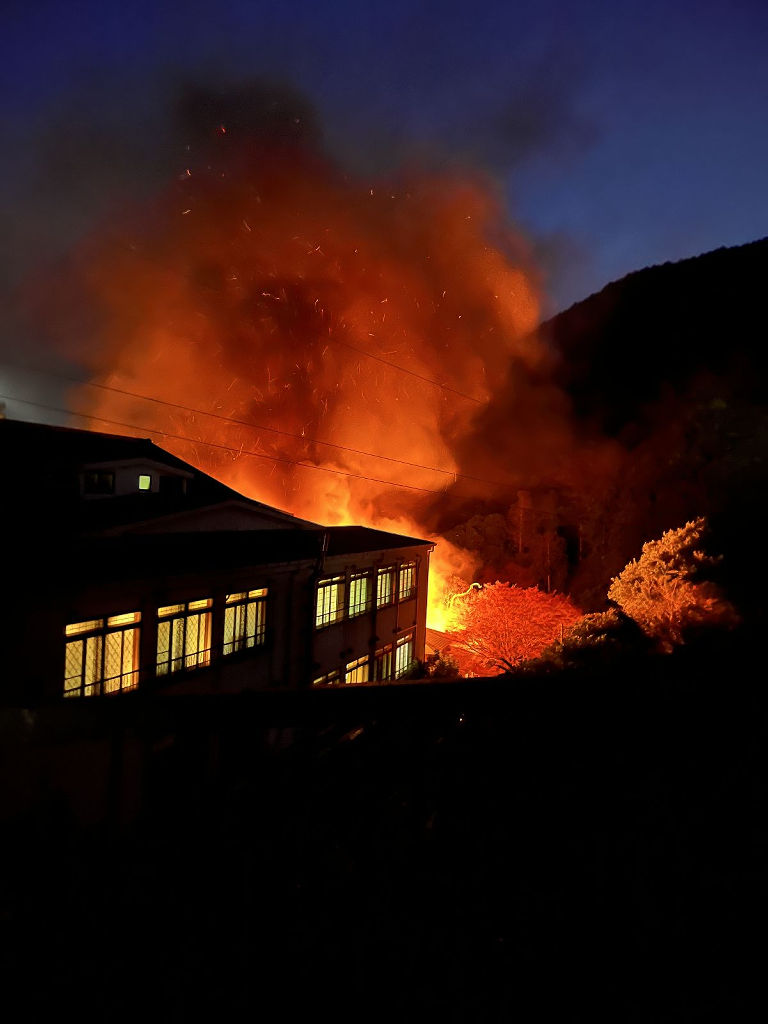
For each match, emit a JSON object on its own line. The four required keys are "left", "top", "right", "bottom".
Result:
{"left": 8, "top": 83, "right": 625, "bottom": 624}
{"left": 3, "top": 0, "right": 766, "bottom": 320}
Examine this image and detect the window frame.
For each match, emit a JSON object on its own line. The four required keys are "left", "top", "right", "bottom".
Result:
{"left": 345, "top": 654, "right": 370, "bottom": 685}
{"left": 376, "top": 565, "right": 396, "bottom": 609}
{"left": 315, "top": 575, "right": 346, "bottom": 629}
{"left": 398, "top": 561, "right": 417, "bottom": 602}
{"left": 313, "top": 669, "right": 342, "bottom": 687}
{"left": 63, "top": 611, "right": 141, "bottom": 698}
{"left": 156, "top": 598, "right": 213, "bottom": 676}
{"left": 395, "top": 631, "right": 416, "bottom": 679}
{"left": 348, "top": 570, "right": 373, "bottom": 618}
{"left": 223, "top": 588, "right": 268, "bottom": 656}
{"left": 374, "top": 642, "right": 394, "bottom": 682}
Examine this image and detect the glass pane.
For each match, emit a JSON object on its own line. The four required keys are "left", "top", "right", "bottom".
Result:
{"left": 156, "top": 620, "right": 170, "bottom": 673}
{"left": 158, "top": 604, "right": 184, "bottom": 617}
{"left": 223, "top": 606, "right": 235, "bottom": 655}
{"left": 64, "top": 640, "right": 83, "bottom": 695}
{"left": 107, "top": 611, "right": 141, "bottom": 627}
{"left": 84, "top": 635, "right": 103, "bottom": 696}
{"left": 65, "top": 619, "right": 103, "bottom": 636}
{"left": 255, "top": 600, "right": 266, "bottom": 643}
{"left": 185, "top": 614, "right": 200, "bottom": 667}
{"left": 104, "top": 631, "right": 123, "bottom": 682}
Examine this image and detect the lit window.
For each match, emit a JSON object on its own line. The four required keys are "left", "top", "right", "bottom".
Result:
{"left": 376, "top": 566, "right": 395, "bottom": 608}
{"left": 348, "top": 571, "right": 372, "bottom": 617}
{"left": 224, "top": 588, "right": 267, "bottom": 655}
{"left": 138, "top": 474, "right": 152, "bottom": 491}
{"left": 374, "top": 643, "right": 394, "bottom": 681}
{"left": 315, "top": 575, "right": 345, "bottom": 628}
{"left": 312, "top": 669, "right": 342, "bottom": 687}
{"left": 64, "top": 612, "right": 141, "bottom": 698}
{"left": 156, "top": 599, "right": 212, "bottom": 675}
{"left": 395, "top": 632, "right": 415, "bottom": 678}
{"left": 345, "top": 655, "right": 370, "bottom": 685}
{"left": 399, "top": 561, "right": 417, "bottom": 601}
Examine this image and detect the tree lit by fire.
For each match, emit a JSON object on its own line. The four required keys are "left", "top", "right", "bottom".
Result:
{"left": 608, "top": 517, "right": 738, "bottom": 652}
{"left": 442, "top": 581, "right": 581, "bottom": 674}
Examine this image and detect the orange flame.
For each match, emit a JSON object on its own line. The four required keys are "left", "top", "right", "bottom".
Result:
{"left": 32, "top": 142, "right": 547, "bottom": 624}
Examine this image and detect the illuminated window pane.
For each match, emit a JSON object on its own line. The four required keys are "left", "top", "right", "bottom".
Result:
{"left": 156, "top": 599, "right": 212, "bottom": 676}
{"left": 156, "top": 620, "right": 170, "bottom": 676}
{"left": 65, "top": 619, "right": 103, "bottom": 637}
{"left": 313, "top": 670, "right": 341, "bottom": 687}
{"left": 63, "top": 612, "right": 140, "bottom": 697}
{"left": 158, "top": 604, "right": 184, "bottom": 618}
{"left": 398, "top": 562, "right": 417, "bottom": 602}
{"left": 349, "top": 573, "right": 372, "bottom": 617}
{"left": 315, "top": 576, "right": 345, "bottom": 628}
{"left": 138, "top": 474, "right": 151, "bottom": 491}
{"left": 345, "top": 655, "right": 370, "bottom": 685}
{"left": 374, "top": 644, "right": 394, "bottom": 681}
{"left": 223, "top": 588, "right": 268, "bottom": 655}
{"left": 377, "top": 567, "right": 395, "bottom": 608}
{"left": 107, "top": 611, "right": 141, "bottom": 627}
{"left": 395, "top": 632, "right": 415, "bottom": 678}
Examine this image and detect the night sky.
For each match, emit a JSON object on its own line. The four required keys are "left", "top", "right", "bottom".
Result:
{"left": 2, "top": 0, "right": 767, "bottom": 319}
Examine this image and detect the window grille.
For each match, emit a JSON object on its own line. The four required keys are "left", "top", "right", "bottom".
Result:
{"left": 63, "top": 612, "right": 140, "bottom": 697}
{"left": 223, "top": 588, "right": 267, "bottom": 655}
{"left": 348, "top": 571, "right": 372, "bottom": 618}
{"left": 345, "top": 655, "right": 370, "bottom": 685}
{"left": 315, "top": 576, "right": 345, "bottom": 628}
{"left": 156, "top": 599, "right": 212, "bottom": 676}
{"left": 395, "top": 632, "right": 415, "bottom": 678}
{"left": 376, "top": 566, "right": 395, "bottom": 608}
{"left": 398, "top": 561, "right": 417, "bottom": 601}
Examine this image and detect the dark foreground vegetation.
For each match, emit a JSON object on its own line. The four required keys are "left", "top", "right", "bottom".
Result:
{"left": 2, "top": 631, "right": 765, "bottom": 1021}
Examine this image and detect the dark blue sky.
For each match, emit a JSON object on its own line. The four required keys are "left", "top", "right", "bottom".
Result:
{"left": 2, "top": 0, "right": 767, "bottom": 314}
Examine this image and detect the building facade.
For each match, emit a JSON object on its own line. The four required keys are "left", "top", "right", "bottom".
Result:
{"left": 2, "top": 419, "right": 432, "bottom": 703}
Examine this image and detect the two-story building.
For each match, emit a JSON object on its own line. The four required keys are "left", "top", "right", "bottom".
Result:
{"left": 2, "top": 418, "right": 433, "bottom": 702}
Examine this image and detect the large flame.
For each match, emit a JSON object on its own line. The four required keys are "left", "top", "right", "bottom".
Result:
{"left": 31, "top": 132, "right": 552, "bottom": 625}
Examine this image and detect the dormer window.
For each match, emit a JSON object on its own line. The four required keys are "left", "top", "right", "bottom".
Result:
{"left": 138, "top": 474, "right": 152, "bottom": 491}
{"left": 83, "top": 470, "right": 115, "bottom": 495}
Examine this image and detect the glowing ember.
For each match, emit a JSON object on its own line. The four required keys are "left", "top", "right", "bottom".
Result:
{"left": 26, "top": 127, "right": 552, "bottom": 624}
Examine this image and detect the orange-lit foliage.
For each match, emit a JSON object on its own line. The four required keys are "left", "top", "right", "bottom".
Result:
{"left": 446, "top": 581, "right": 581, "bottom": 674}
{"left": 608, "top": 517, "right": 738, "bottom": 651}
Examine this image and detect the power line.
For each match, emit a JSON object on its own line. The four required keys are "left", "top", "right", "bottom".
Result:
{"left": 2, "top": 389, "right": 565, "bottom": 523}
{"left": 0, "top": 360, "right": 510, "bottom": 489}
{"left": 0, "top": 392, "right": 471, "bottom": 496}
